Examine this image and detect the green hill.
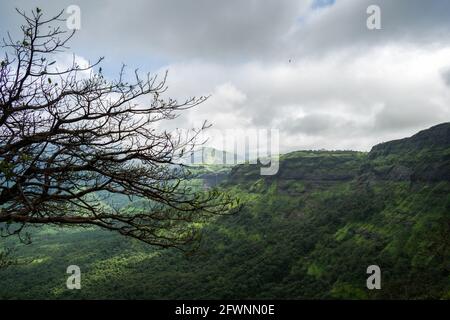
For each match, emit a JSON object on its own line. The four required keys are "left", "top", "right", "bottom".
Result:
{"left": 0, "top": 123, "right": 449, "bottom": 299}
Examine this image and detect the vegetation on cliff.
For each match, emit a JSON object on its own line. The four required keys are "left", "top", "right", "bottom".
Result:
{"left": 0, "top": 123, "right": 449, "bottom": 299}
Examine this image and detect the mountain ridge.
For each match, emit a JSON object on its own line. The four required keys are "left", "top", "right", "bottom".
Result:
{"left": 369, "top": 122, "right": 450, "bottom": 157}
{"left": 0, "top": 122, "right": 449, "bottom": 299}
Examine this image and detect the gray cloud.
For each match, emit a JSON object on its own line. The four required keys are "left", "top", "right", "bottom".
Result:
{"left": 283, "top": 113, "right": 352, "bottom": 135}
{"left": 0, "top": 0, "right": 311, "bottom": 62}
{"left": 441, "top": 67, "right": 450, "bottom": 87}
{"left": 3, "top": 0, "right": 450, "bottom": 61}
{"left": 292, "top": 0, "right": 450, "bottom": 57}
{"left": 1, "top": 0, "right": 450, "bottom": 152}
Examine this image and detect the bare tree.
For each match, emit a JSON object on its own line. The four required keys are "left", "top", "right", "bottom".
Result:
{"left": 0, "top": 8, "right": 239, "bottom": 249}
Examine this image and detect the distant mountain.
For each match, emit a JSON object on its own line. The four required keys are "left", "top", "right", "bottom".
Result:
{"left": 179, "top": 147, "right": 245, "bottom": 166}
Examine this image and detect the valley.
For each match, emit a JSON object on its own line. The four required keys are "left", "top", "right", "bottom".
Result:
{"left": 0, "top": 123, "right": 449, "bottom": 299}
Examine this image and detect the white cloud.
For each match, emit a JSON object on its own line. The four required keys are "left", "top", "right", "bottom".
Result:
{"left": 2, "top": 0, "right": 450, "bottom": 152}
{"left": 159, "top": 45, "right": 450, "bottom": 152}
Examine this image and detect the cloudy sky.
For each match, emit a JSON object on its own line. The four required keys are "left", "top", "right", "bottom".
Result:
{"left": 1, "top": 0, "right": 450, "bottom": 152}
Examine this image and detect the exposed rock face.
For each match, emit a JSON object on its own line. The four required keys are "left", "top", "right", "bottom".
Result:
{"left": 227, "top": 151, "right": 364, "bottom": 190}
{"left": 386, "top": 165, "right": 413, "bottom": 181}
{"left": 277, "top": 153, "right": 362, "bottom": 181}
{"left": 365, "top": 164, "right": 413, "bottom": 181}
{"left": 411, "top": 162, "right": 450, "bottom": 182}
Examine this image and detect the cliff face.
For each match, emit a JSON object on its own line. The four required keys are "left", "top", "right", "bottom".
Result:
{"left": 226, "top": 123, "right": 450, "bottom": 186}
{"left": 216, "top": 123, "right": 450, "bottom": 299}
{"left": 228, "top": 151, "right": 365, "bottom": 186}
{"left": 369, "top": 122, "right": 450, "bottom": 158}
{"left": 366, "top": 123, "right": 450, "bottom": 182}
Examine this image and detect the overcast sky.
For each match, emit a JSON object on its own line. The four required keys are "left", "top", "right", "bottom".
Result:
{"left": 1, "top": 0, "right": 450, "bottom": 152}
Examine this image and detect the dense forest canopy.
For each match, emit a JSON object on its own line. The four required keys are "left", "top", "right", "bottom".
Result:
{"left": 1, "top": 123, "right": 449, "bottom": 299}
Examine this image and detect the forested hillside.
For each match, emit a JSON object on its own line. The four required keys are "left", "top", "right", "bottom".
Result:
{"left": 0, "top": 123, "right": 449, "bottom": 299}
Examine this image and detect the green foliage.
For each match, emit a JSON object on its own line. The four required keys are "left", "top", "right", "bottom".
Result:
{"left": 1, "top": 127, "right": 449, "bottom": 299}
